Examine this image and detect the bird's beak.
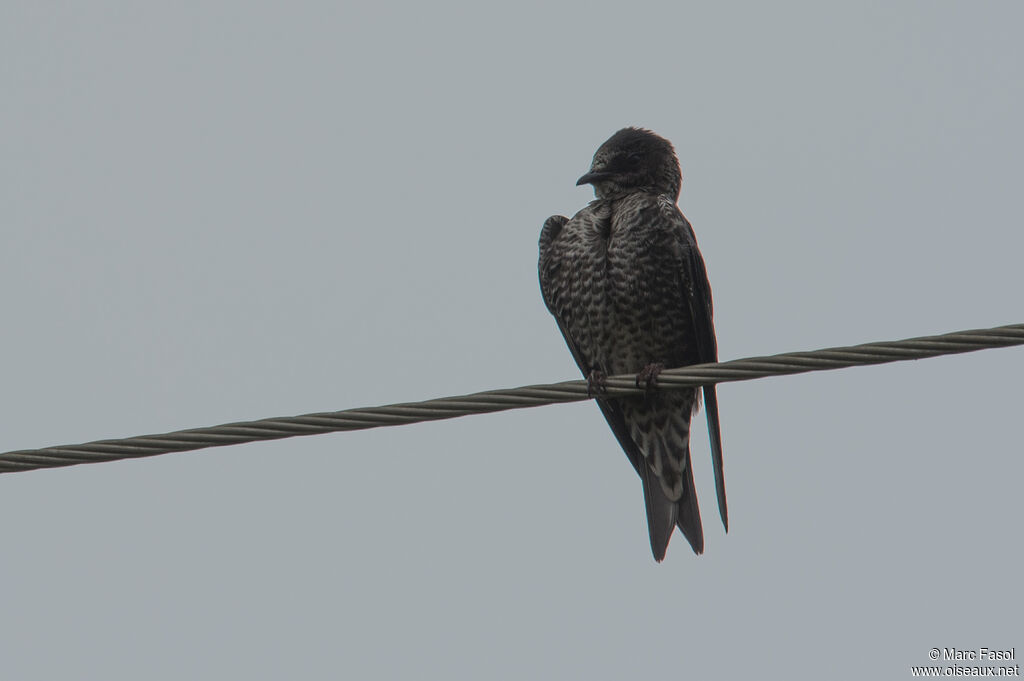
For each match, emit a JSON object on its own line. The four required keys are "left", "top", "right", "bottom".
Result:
{"left": 576, "top": 170, "right": 612, "bottom": 186}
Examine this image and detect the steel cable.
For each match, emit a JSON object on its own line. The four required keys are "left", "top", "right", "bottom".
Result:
{"left": 1, "top": 322, "right": 1021, "bottom": 474}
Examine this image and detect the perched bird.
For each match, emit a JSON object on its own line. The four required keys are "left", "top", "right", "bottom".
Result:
{"left": 538, "top": 127, "right": 726, "bottom": 561}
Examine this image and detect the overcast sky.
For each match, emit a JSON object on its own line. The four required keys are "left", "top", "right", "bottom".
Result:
{"left": 3, "top": 2, "right": 1022, "bottom": 679}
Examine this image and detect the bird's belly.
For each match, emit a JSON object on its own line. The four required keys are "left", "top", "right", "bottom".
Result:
{"left": 574, "top": 255, "right": 693, "bottom": 378}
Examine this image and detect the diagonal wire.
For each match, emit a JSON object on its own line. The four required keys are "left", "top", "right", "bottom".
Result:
{"left": 1, "top": 322, "right": 1022, "bottom": 475}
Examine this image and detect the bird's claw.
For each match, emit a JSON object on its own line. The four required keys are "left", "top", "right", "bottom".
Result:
{"left": 635, "top": 362, "right": 665, "bottom": 394}
{"left": 586, "top": 368, "right": 608, "bottom": 397}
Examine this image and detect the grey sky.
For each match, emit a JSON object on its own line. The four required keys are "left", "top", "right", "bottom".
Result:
{"left": 2, "top": 2, "right": 1022, "bottom": 679}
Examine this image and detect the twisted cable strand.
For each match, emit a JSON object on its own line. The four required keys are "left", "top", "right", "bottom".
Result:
{"left": 1, "top": 322, "right": 1021, "bottom": 474}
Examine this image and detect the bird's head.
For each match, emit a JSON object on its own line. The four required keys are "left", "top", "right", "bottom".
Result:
{"left": 576, "top": 127, "right": 682, "bottom": 201}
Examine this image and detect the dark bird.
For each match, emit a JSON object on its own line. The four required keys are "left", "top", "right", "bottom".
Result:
{"left": 538, "top": 127, "right": 726, "bottom": 561}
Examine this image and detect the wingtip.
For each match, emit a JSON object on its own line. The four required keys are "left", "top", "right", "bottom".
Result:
{"left": 716, "top": 486, "right": 728, "bottom": 533}
{"left": 704, "top": 385, "right": 729, "bottom": 536}
{"left": 717, "top": 477, "right": 729, "bottom": 532}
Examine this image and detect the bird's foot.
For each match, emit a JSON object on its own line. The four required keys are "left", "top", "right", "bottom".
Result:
{"left": 635, "top": 362, "right": 665, "bottom": 395}
{"left": 586, "top": 368, "right": 607, "bottom": 397}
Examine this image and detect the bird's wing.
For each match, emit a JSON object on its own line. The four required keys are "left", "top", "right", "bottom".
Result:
{"left": 538, "top": 216, "right": 647, "bottom": 478}
{"left": 664, "top": 203, "right": 728, "bottom": 531}
{"left": 539, "top": 215, "right": 647, "bottom": 477}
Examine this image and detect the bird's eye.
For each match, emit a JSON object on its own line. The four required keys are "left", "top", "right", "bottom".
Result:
{"left": 623, "top": 152, "right": 642, "bottom": 166}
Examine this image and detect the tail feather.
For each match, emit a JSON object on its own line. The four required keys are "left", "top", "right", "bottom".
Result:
{"left": 639, "top": 440, "right": 703, "bottom": 560}
{"left": 675, "top": 453, "right": 704, "bottom": 554}
{"left": 640, "top": 461, "right": 677, "bottom": 562}
{"left": 589, "top": 393, "right": 709, "bottom": 561}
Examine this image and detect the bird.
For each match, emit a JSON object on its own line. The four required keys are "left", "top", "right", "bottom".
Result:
{"left": 538, "top": 127, "right": 726, "bottom": 561}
